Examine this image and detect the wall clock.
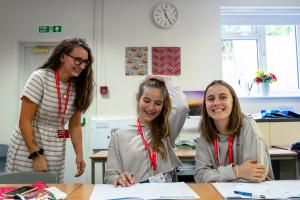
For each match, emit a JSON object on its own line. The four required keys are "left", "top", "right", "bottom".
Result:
{"left": 152, "top": 2, "right": 178, "bottom": 29}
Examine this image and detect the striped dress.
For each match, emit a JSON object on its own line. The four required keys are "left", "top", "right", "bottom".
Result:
{"left": 5, "top": 68, "right": 76, "bottom": 183}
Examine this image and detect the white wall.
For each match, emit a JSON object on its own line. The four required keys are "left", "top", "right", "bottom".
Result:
{"left": 95, "top": 0, "right": 300, "bottom": 117}
{"left": 0, "top": 0, "right": 95, "bottom": 144}
{"left": 95, "top": 0, "right": 221, "bottom": 117}
{"left": 0, "top": 0, "right": 95, "bottom": 183}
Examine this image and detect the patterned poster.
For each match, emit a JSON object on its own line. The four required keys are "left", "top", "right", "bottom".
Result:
{"left": 152, "top": 47, "right": 181, "bottom": 75}
{"left": 125, "top": 47, "right": 148, "bottom": 76}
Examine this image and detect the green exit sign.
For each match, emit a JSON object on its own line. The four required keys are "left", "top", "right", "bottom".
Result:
{"left": 39, "top": 25, "right": 62, "bottom": 33}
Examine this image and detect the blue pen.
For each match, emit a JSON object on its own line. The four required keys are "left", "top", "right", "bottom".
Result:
{"left": 234, "top": 190, "right": 266, "bottom": 199}
{"left": 234, "top": 190, "right": 252, "bottom": 197}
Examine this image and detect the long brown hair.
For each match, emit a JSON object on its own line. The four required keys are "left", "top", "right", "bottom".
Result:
{"left": 200, "top": 80, "right": 243, "bottom": 142}
{"left": 136, "top": 78, "right": 172, "bottom": 159}
{"left": 39, "top": 38, "right": 94, "bottom": 112}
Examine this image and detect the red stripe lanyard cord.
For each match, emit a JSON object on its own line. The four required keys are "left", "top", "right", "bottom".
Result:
{"left": 137, "top": 119, "right": 157, "bottom": 171}
{"left": 213, "top": 135, "right": 233, "bottom": 166}
{"left": 54, "top": 69, "right": 71, "bottom": 125}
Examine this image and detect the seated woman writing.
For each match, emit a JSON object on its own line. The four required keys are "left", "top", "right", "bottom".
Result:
{"left": 104, "top": 75, "right": 189, "bottom": 187}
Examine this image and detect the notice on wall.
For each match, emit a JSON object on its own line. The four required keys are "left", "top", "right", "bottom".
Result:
{"left": 125, "top": 47, "right": 148, "bottom": 76}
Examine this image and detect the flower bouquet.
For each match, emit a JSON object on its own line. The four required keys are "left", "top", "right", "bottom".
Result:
{"left": 248, "top": 70, "right": 277, "bottom": 95}
{"left": 254, "top": 70, "right": 277, "bottom": 84}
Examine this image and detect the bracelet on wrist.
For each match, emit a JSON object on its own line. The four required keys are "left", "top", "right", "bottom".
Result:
{"left": 28, "top": 148, "right": 44, "bottom": 159}
{"left": 233, "top": 164, "right": 239, "bottom": 179}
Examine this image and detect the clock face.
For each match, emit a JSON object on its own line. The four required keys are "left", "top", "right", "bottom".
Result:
{"left": 152, "top": 2, "right": 178, "bottom": 29}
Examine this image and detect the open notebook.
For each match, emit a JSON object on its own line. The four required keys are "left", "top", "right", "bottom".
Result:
{"left": 89, "top": 182, "right": 199, "bottom": 200}
{"left": 213, "top": 180, "right": 300, "bottom": 199}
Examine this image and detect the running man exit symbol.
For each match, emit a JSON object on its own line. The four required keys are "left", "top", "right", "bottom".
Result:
{"left": 53, "top": 26, "right": 62, "bottom": 32}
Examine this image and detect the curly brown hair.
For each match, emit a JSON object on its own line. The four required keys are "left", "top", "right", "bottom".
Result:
{"left": 136, "top": 78, "right": 172, "bottom": 159}
{"left": 200, "top": 80, "right": 244, "bottom": 142}
{"left": 39, "top": 38, "right": 94, "bottom": 112}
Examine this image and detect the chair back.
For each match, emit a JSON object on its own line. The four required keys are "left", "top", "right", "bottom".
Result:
{"left": 0, "top": 144, "right": 8, "bottom": 173}
{"left": 0, "top": 171, "right": 59, "bottom": 183}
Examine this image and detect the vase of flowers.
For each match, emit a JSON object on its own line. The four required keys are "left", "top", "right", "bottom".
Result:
{"left": 254, "top": 70, "right": 277, "bottom": 96}
{"left": 260, "top": 82, "right": 270, "bottom": 96}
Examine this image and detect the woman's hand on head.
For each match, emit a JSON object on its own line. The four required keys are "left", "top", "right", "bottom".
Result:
{"left": 33, "top": 156, "right": 48, "bottom": 172}
{"left": 237, "top": 159, "right": 267, "bottom": 182}
{"left": 114, "top": 171, "right": 135, "bottom": 187}
{"left": 146, "top": 75, "right": 170, "bottom": 82}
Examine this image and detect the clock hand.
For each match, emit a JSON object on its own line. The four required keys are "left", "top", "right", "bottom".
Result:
{"left": 163, "top": 9, "right": 172, "bottom": 25}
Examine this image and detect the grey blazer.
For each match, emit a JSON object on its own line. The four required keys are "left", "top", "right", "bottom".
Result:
{"left": 104, "top": 80, "right": 189, "bottom": 184}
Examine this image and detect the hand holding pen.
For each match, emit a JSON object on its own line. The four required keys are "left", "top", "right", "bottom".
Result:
{"left": 114, "top": 171, "right": 135, "bottom": 187}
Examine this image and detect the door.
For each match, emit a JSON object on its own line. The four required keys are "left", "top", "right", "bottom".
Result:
{"left": 21, "top": 43, "right": 55, "bottom": 90}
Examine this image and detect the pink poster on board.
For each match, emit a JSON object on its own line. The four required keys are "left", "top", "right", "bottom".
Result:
{"left": 152, "top": 47, "right": 181, "bottom": 75}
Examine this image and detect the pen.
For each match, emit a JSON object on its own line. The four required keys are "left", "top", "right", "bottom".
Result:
{"left": 234, "top": 190, "right": 252, "bottom": 197}
{"left": 234, "top": 190, "right": 266, "bottom": 199}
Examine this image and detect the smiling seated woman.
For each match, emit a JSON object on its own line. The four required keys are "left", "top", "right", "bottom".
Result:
{"left": 104, "top": 75, "right": 189, "bottom": 187}
{"left": 194, "top": 80, "right": 274, "bottom": 183}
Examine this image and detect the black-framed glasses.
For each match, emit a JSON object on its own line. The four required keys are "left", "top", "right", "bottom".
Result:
{"left": 65, "top": 53, "right": 90, "bottom": 66}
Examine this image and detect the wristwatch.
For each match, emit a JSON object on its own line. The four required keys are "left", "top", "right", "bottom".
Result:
{"left": 28, "top": 148, "right": 44, "bottom": 159}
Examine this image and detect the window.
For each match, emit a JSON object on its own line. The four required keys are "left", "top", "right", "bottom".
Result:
{"left": 221, "top": 10, "right": 300, "bottom": 96}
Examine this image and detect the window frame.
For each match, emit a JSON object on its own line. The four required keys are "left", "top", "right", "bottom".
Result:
{"left": 221, "top": 10, "right": 300, "bottom": 97}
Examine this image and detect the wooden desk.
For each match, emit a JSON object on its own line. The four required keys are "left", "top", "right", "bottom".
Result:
{"left": 90, "top": 148, "right": 299, "bottom": 183}
{"left": 188, "top": 183, "right": 223, "bottom": 200}
{"left": 0, "top": 183, "right": 82, "bottom": 198}
{"left": 66, "top": 184, "right": 94, "bottom": 200}
{"left": 268, "top": 148, "right": 299, "bottom": 180}
{"left": 67, "top": 183, "right": 223, "bottom": 200}
{"left": 269, "top": 148, "right": 297, "bottom": 157}
{"left": 65, "top": 184, "right": 94, "bottom": 200}
{"left": 89, "top": 149, "right": 197, "bottom": 183}
{"left": 49, "top": 184, "right": 81, "bottom": 197}
{"left": 90, "top": 150, "right": 108, "bottom": 184}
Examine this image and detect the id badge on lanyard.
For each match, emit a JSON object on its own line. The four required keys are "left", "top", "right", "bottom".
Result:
{"left": 148, "top": 173, "right": 166, "bottom": 183}
{"left": 54, "top": 69, "right": 71, "bottom": 139}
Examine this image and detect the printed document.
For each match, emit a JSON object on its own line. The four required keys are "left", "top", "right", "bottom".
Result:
{"left": 89, "top": 182, "right": 199, "bottom": 200}
{"left": 213, "top": 180, "right": 300, "bottom": 199}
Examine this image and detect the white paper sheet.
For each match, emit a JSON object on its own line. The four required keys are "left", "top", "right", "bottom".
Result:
{"left": 89, "top": 182, "right": 199, "bottom": 200}
{"left": 213, "top": 180, "right": 300, "bottom": 199}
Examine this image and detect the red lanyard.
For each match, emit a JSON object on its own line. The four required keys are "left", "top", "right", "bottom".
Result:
{"left": 213, "top": 135, "right": 234, "bottom": 166}
{"left": 54, "top": 69, "right": 71, "bottom": 125}
{"left": 137, "top": 119, "right": 157, "bottom": 171}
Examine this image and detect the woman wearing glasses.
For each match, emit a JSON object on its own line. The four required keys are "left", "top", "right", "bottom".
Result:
{"left": 5, "top": 38, "right": 94, "bottom": 182}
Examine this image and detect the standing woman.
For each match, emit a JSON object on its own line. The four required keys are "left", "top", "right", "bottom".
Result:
{"left": 5, "top": 38, "right": 94, "bottom": 182}
{"left": 104, "top": 75, "right": 189, "bottom": 187}
{"left": 194, "top": 80, "right": 274, "bottom": 183}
